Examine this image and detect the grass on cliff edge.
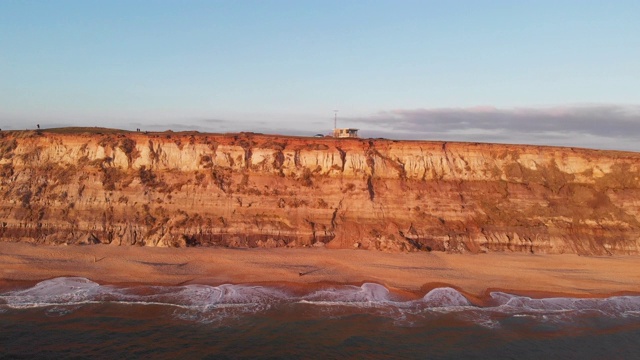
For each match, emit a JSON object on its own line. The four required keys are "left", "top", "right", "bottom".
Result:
{"left": 14, "top": 127, "right": 206, "bottom": 136}
{"left": 2, "top": 127, "right": 319, "bottom": 139}
{"left": 2, "top": 127, "right": 637, "bottom": 156}
{"left": 43, "top": 127, "right": 134, "bottom": 134}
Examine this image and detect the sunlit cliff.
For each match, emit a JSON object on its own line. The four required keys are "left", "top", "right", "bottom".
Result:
{"left": 1, "top": 128, "right": 639, "bottom": 255}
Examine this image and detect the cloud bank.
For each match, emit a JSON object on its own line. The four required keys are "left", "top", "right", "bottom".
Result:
{"left": 347, "top": 105, "right": 640, "bottom": 152}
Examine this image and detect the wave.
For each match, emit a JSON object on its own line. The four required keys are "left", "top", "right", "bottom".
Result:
{"left": 0, "top": 277, "right": 288, "bottom": 311}
{"left": 2, "top": 277, "right": 640, "bottom": 327}
{"left": 490, "top": 291, "right": 640, "bottom": 314}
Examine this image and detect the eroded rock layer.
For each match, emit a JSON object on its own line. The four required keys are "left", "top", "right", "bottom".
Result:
{"left": 1, "top": 128, "right": 639, "bottom": 254}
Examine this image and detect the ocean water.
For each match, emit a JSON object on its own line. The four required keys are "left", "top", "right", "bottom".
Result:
{"left": 2, "top": 278, "right": 640, "bottom": 359}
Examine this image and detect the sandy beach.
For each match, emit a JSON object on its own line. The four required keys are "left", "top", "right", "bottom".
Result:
{"left": 2, "top": 242, "right": 639, "bottom": 302}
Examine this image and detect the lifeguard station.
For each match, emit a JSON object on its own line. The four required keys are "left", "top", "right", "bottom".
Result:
{"left": 333, "top": 128, "right": 359, "bottom": 138}
{"left": 332, "top": 110, "right": 359, "bottom": 138}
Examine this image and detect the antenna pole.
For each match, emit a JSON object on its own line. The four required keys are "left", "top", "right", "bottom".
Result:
{"left": 333, "top": 110, "right": 338, "bottom": 130}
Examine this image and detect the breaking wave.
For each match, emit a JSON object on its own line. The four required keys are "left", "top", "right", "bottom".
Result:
{"left": 2, "top": 277, "right": 640, "bottom": 327}
{"left": 0, "top": 277, "right": 290, "bottom": 321}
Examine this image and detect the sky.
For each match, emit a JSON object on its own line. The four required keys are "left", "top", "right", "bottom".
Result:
{"left": 1, "top": 0, "right": 639, "bottom": 150}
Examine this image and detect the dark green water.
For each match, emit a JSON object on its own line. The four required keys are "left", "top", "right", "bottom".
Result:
{"left": 2, "top": 278, "right": 640, "bottom": 359}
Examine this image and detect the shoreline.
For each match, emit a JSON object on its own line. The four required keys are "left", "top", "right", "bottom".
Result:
{"left": 2, "top": 242, "right": 640, "bottom": 303}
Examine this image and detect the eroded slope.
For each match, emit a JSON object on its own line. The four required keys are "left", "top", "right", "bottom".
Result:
{"left": 1, "top": 129, "right": 639, "bottom": 255}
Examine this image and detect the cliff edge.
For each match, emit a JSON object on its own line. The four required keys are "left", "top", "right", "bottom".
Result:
{"left": 1, "top": 128, "right": 639, "bottom": 255}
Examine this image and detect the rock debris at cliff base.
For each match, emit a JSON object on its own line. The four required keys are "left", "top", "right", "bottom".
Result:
{"left": 1, "top": 128, "right": 639, "bottom": 255}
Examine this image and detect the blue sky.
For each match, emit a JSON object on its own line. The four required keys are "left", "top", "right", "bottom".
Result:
{"left": 1, "top": 1, "right": 639, "bottom": 150}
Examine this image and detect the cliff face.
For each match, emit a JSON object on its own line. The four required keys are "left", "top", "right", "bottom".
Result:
{"left": 1, "top": 129, "right": 640, "bottom": 255}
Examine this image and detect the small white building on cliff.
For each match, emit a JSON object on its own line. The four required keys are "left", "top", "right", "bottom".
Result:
{"left": 333, "top": 128, "right": 359, "bottom": 138}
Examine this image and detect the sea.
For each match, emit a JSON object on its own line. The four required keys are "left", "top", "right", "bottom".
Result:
{"left": 2, "top": 277, "right": 640, "bottom": 359}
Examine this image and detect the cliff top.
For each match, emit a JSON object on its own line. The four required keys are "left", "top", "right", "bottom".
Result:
{"left": 1, "top": 127, "right": 637, "bottom": 158}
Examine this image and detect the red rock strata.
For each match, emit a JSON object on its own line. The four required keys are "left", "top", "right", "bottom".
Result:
{"left": 1, "top": 128, "right": 639, "bottom": 255}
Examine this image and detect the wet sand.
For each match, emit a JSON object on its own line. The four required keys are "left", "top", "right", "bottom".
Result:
{"left": 1, "top": 242, "right": 639, "bottom": 301}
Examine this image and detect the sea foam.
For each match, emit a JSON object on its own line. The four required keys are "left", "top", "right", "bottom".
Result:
{"left": 3, "top": 277, "right": 640, "bottom": 327}
{"left": 0, "top": 277, "right": 288, "bottom": 311}
{"left": 489, "top": 291, "right": 640, "bottom": 317}
{"left": 300, "top": 283, "right": 391, "bottom": 306}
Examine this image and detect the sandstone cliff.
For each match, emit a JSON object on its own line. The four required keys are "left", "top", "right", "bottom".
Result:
{"left": 1, "top": 128, "right": 639, "bottom": 255}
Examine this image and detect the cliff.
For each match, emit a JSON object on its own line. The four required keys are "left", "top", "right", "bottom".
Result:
{"left": 1, "top": 128, "right": 639, "bottom": 255}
